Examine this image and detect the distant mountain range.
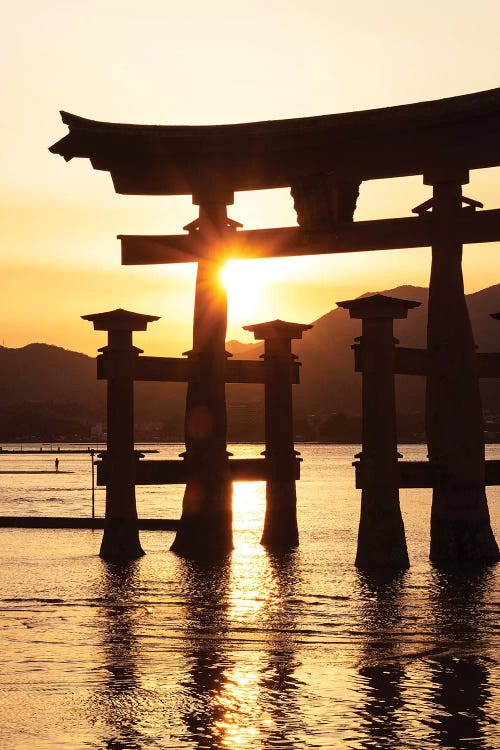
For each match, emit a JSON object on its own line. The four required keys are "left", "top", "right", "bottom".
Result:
{"left": 1, "top": 284, "right": 500, "bottom": 440}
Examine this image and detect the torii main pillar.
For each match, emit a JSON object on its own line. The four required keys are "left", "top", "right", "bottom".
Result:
{"left": 425, "top": 170, "right": 499, "bottom": 564}
{"left": 170, "top": 193, "right": 235, "bottom": 558}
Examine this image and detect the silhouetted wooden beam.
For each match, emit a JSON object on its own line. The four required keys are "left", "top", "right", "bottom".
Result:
{"left": 0, "top": 516, "right": 179, "bottom": 530}
{"left": 356, "top": 347, "right": 500, "bottom": 378}
{"left": 478, "top": 352, "right": 500, "bottom": 378}
{"left": 97, "top": 354, "right": 297, "bottom": 384}
{"left": 98, "top": 343, "right": 500, "bottom": 392}
{"left": 354, "top": 346, "right": 428, "bottom": 376}
{"left": 133, "top": 355, "right": 192, "bottom": 381}
{"left": 120, "top": 209, "right": 500, "bottom": 265}
{"left": 354, "top": 461, "right": 436, "bottom": 490}
{"left": 96, "top": 460, "right": 181, "bottom": 486}
{"left": 97, "top": 353, "right": 192, "bottom": 382}
{"left": 355, "top": 459, "right": 500, "bottom": 489}
{"left": 97, "top": 457, "right": 301, "bottom": 486}
{"left": 131, "top": 460, "right": 188, "bottom": 485}
{"left": 224, "top": 360, "right": 265, "bottom": 384}
{"left": 224, "top": 358, "right": 301, "bottom": 385}
{"left": 393, "top": 347, "right": 427, "bottom": 376}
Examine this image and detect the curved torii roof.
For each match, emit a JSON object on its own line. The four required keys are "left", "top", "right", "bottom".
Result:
{"left": 49, "top": 87, "right": 500, "bottom": 196}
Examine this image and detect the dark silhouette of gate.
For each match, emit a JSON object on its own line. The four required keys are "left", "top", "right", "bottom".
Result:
{"left": 50, "top": 87, "right": 500, "bottom": 565}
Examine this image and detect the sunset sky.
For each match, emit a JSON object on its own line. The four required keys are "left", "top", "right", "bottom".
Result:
{"left": 2, "top": 0, "right": 500, "bottom": 356}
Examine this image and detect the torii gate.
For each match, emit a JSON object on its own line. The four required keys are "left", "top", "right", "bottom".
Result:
{"left": 50, "top": 87, "right": 500, "bottom": 565}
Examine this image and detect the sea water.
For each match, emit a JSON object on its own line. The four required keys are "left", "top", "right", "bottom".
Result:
{"left": 0, "top": 444, "right": 499, "bottom": 750}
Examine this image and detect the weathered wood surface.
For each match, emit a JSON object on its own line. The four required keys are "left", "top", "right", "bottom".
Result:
{"left": 425, "top": 176, "right": 499, "bottom": 564}
{"left": 339, "top": 295, "right": 420, "bottom": 568}
{"left": 355, "top": 347, "right": 500, "bottom": 378}
{"left": 120, "top": 209, "right": 500, "bottom": 265}
{"left": 82, "top": 310, "right": 160, "bottom": 560}
{"left": 170, "top": 202, "right": 233, "bottom": 558}
{"left": 477, "top": 352, "right": 500, "bottom": 378}
{"left": 97, "top": 457, "right": 301, "bottom": 486}
{"left": 243, "top": 321, "right": 311, "bottom": 548}
{"left": 355, "top": 460, "right": 500, "bottom": 489}
{"left": 97, "top": 354, "right": 299, "bottom": 384}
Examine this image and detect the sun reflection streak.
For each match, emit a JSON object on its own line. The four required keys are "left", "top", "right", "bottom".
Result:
{"left": 177, "top": 479, "right": 306, "bottom": 748}
{"left": 208, "top": 548, "right": 303, "bottom": 749}
{"left": 228, "top": 481, "right": 270, "bottom": 621}
{"left": 213, "top": 665, "right": 266, "bottom": 747}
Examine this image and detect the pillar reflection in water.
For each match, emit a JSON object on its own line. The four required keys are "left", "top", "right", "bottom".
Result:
{"left": 259, "top": 550, "right": 304, "bottom": 750}
{"left": 426, "top": 568, "right": 494, "bottom": 750}
{"left": 354, "top": 571, "right": 408, "bottom": 749}
{"left": 93, "top": 561, "right": 147, "bottom": 750}
{"left": 178, "top": 521, "right": 304, "bottom": 749}
{"left": 353, "top": 568, "right": 497, "bottom": 750}
{"left": 178, "top": 558, "right": 232, "bottom": 749}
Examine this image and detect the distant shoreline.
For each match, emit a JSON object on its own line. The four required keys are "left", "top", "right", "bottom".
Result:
{"left": 3, "top": 439, "right": 500, "bottom": 448}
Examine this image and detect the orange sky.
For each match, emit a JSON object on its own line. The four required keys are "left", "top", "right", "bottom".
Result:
{"left": 2, "top": 1, "right": 500, "bottom": 356}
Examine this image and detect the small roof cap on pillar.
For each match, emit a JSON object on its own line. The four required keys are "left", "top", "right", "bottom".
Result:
{"left": 336, "top": 294, "right": 420, "bottom": 319}
{"left": 243, "top": 319, "right": 312, "bottom": 340}
{"left": 82, "top": 308, "right": 160, "bottom": 331}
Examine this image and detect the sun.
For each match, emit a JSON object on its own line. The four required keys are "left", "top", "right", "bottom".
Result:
{"left": 220, "top": 260, "right": 264, "bottom": 320}
{"left": 221, "top": 257, "right": 297, "bottom": 328}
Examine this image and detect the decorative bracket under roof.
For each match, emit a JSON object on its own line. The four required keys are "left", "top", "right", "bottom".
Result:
{"left": 412, "top": 195, "right": 484, "bottom": 216}
{"left": 182, "top": 217, "right": 243, "bottom": 233}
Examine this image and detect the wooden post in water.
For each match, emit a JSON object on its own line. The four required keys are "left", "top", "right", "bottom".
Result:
{"left": 338, "top": 294, "right": 420, "bottom": 568}
{"left": 90, "top": 449, "right": 95, "bottom": 521}
{"left": 170, "top": 193, "right": 235, "bottom": 558}
{"left": 82, "top": 309, "right": 159, "bottom": 560}
{"left": 244, "top": 320, "right": 311, "bottom": 549}
{"left": 424, "top": 170, "right": 499, "bottom": 564}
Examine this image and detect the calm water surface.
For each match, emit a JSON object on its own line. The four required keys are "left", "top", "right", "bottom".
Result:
{"left": 0, "top": 443, "right": 499, "bottom": 749}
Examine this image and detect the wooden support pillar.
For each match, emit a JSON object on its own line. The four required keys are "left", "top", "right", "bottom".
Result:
{"left": 424, "top": 170, "right": 499, "bottom": 564}
{"left": 82, "top": 309, "right": 159, "bottom": 560}
{"left": 243, "top": 320, "right": 311, "bottom": 548}
{"left": 171, "top": 193, "right": 236, "bottom": 558}
{"left": 338, "top": 295, "right": 420, "bottom": 568}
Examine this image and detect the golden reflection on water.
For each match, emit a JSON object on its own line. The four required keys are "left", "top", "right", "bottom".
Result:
{"left": 213, "top": 665, "right": 262, "bottom": 747}
{"left": 174, "top": 480, "right": 304, "bottom": 749}
{"left": 85, "top": 479, "right": 499, "bottom": 749}
{"left": 3, "top": 448, "right": 500, "bottom": 749}
{"left": 214, "top": 544, "right": 303, "bottom": 749}
{"left": 89, "top": 482, "right": 307, "bottom": 748}
{"left": 228, "top": 482, "right": 269, "bottom": 620}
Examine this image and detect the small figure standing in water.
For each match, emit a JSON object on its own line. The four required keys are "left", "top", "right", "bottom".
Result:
{"left": 55, "top": 457, "right": 59, "bottom": 473}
